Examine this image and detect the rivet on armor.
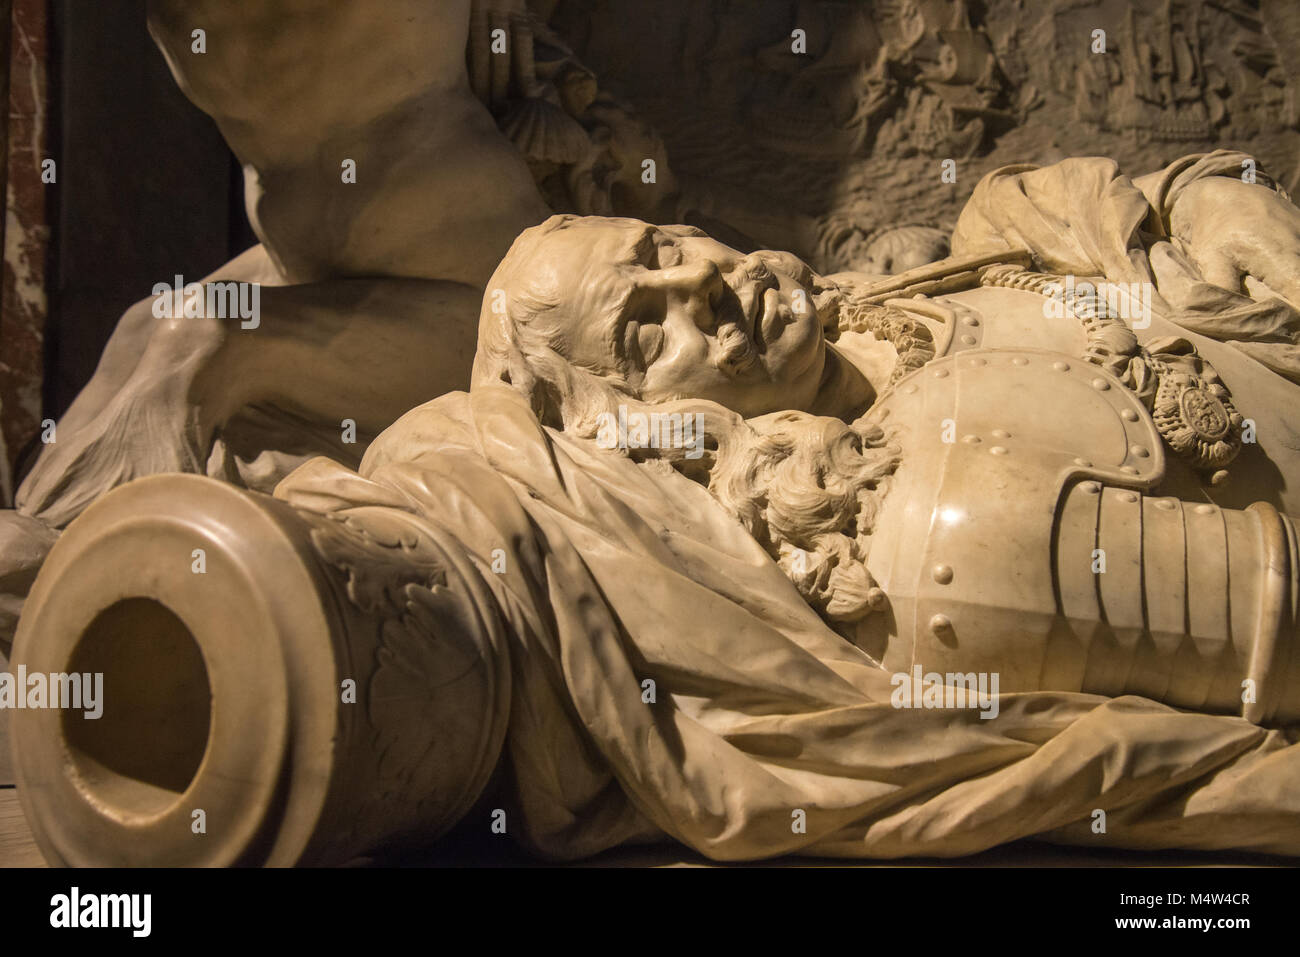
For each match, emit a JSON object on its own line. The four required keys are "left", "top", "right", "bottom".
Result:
{"left": 904, "top": 385, "right": 918, "bottom": 395}
{"left": 1073, "top": 457, "right": 1092, "bottom": 467}
{"left": 990, "top": 446, "right": 1009, "bottom": 456}
{"left": 1117, "top": 491, "right": 1138, "bottom": 504}
{"left": 1121, "top": 465, "right": 1139, "bottom": 475}
{"left": 1012, "top": 357, "right": 1029, "bottom": 366}
{"left": 934, "top": 369, "right": 950, "bottom": 378}
{"left": 1121, "top": 409, "right": 1138, "bottom": 422}
{"left": 929, "top": 613, "right": 952, "bottom": 635}
{"left": 1195, "top": 504, "right": 1216, "bottom": 515}
{"left": 968, "top": 357, "right": 987, "bottom": 367}
{"left": 1129, "top": 444, "right": 1149, "bottom": 458}
{"left": 1053, "top": 361, "right": 1070, "bottom": 371}
{"left": 992, "top": 429, "right": 1011, "bottom": 439}
{"left": 1091, "top": 378, "right": 1110, "bottom": 391}
{"left": 1155, "top": 499, "right": 1177, "bottom": 511}
{"left": 1081, "top": 481, "right": 1101, "bottom": 494}
{"left": 962, "top": 434, "right": 981, "bottom": 444}
{"left": 932, "top": 564, "right": 954, "bottom": 584}
{"left": 962, "top": 315, "right": 980, "bottom": 327}
{"left": 960, "top": 334, "right": 977, "bottom": 346}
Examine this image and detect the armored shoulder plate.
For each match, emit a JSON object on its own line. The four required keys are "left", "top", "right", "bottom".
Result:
{"left": 859, "top": 347, "right": 1164, "bottom": 690}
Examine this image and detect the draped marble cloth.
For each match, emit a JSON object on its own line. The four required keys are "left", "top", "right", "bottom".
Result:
{"left": 274, "top": 384, "right": 1300, "bottom": 861}
{"left": 953, "top": 149, "right": 1300, "bottom": 383}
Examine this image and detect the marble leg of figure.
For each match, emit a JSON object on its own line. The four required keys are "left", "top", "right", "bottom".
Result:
{"left": 146, "top": 0, "right": 550, "bottom": 288}
{"left": 15, "top": 273, "right": 482, "bottom": 531}
{"left": 13, "top": 248, "right": 282, "bottom": 525}
{"left": 1, "top": 248, "right": 275, "bottom": 645}
{"left": 7, "top": 0, "right": 550, "bottom": 540}
{"left": 46, "top": 246, "right": 282, "bottom": 446}
{"left": 0, "top": 267, "right": 484, "bottom": 648}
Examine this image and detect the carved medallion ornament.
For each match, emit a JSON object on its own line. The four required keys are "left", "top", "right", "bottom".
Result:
{"left": 1154, "top": 370, "right": 1241, "bottom": 469}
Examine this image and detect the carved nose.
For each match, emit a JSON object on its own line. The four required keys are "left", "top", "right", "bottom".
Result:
{"left": 645, "top": 259, "right": 724, "bottom": 305}
{"left": 638, "top": 260, "right": 727, "bottom": 332}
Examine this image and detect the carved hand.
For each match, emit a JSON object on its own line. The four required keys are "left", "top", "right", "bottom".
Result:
{"left": 1170, "top": 176, "right": 1300, "bottom": 310}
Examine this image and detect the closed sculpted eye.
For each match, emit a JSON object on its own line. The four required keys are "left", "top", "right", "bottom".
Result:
{"left": 637, "top": 323, "right": 665, "bottom": 363}
{"left": 754, "top": 250, "right": 812, "bottom": 286}
{"left": 619, "top": 243, "right": 677, "bottom": 367}
{"left": 657, "top": 242, "right": 684, "bottom": 268}
{"left": 623, "top": 316, "right": 665, "bottom": 367}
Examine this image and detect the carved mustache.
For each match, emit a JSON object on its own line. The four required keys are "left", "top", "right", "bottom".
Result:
{"left": 716, "top": 320, "right": 760, "bottom": 375}
{"left": 714, "top": 263, "right": 778, "bottom": 375}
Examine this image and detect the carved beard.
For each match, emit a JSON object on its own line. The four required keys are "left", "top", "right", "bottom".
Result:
{"left": 715, "top": 269, "right": 764, "bottom": 377}
{"left": 707, "top": 410, "right": 901, "bottom": 625}
{"left": 540, "top": 327, "right": 902, "bottom": 627}
{"left": 715, "top": 320, "right": 761, "bottom": 376}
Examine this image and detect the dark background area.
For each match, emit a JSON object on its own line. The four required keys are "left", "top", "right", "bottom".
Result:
{"left": 45, "top": 0, "right": 255, "bottom": 419}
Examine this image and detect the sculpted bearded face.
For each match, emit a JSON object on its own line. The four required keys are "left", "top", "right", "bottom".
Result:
{"left": 476, "top": 215, "right": 848, "bottom": 419}
{"left": 474, "top": 215, "right": 898, "bottom": 627}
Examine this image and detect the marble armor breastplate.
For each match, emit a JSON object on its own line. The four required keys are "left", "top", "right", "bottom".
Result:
{"left": 852, "top": 332, "right": 1300, "bottom": 725}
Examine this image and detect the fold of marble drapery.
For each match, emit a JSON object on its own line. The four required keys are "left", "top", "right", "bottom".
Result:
{"left": 952, "top": 150, "right": 1300, "bottom": 383}
{"left": 274, "top": 385, "right": 1300, "bottom": 862}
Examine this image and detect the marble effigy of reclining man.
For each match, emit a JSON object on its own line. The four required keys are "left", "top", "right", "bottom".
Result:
{"left": 10, "top": 151, "right": 1300, "bottom": 862}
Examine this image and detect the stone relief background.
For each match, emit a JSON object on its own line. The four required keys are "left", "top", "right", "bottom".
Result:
{"left": 541, "top": 0, "right": 1300, "bottom": 271}
{"left": 4, "top": 0, "right": 1300, "bottom": 497}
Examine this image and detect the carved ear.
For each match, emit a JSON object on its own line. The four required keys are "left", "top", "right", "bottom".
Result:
{"left": 509, "top": 343, "right": 571, "bottom": 428}
{"left": 484, "top": 314, "right": 545, "bottom": 407}
{"left": 506, "top": 356, "right": 557, "bottom": 425}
